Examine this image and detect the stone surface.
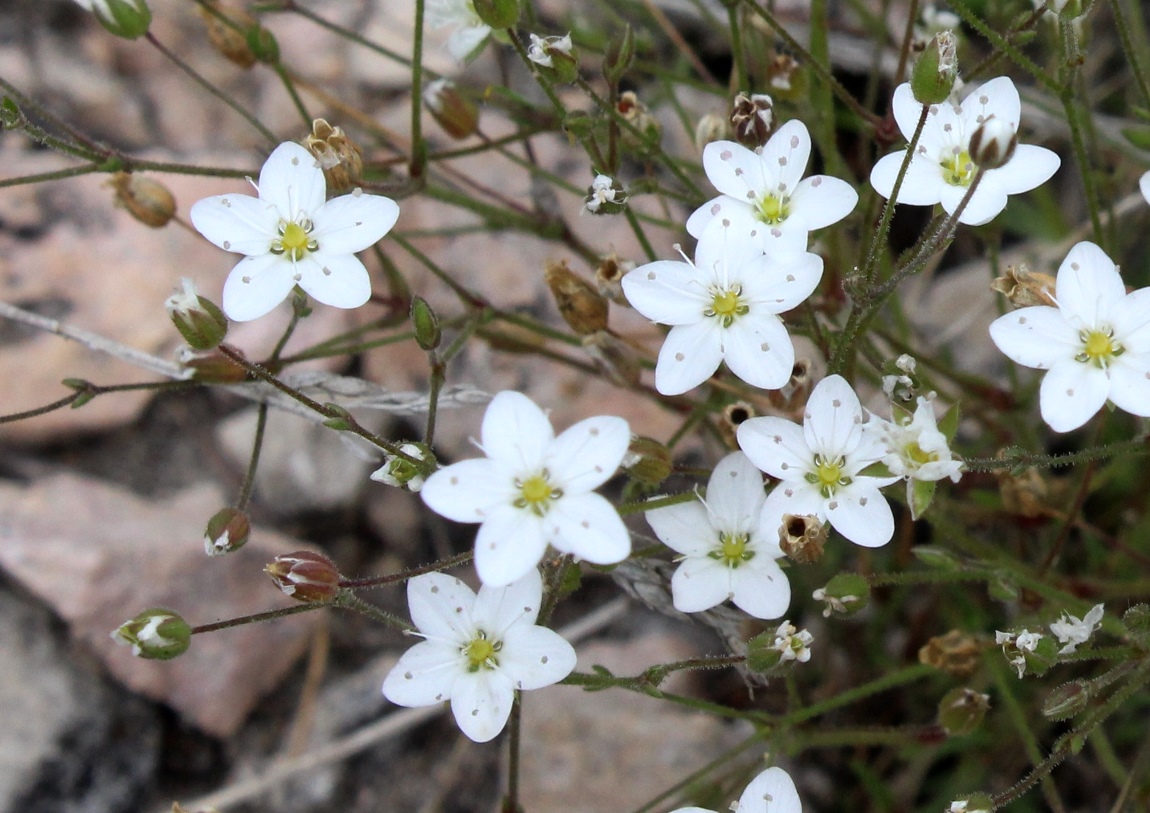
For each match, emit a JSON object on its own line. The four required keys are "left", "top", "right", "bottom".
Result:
{"left": 0, "top": 473, "right": 323, "bottom": 737}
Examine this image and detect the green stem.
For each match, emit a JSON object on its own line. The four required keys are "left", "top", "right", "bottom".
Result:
{"left": 963, "top": 437, "right": 1150, "bottom": 472}
{"left": 0, "top": 163, "right": 103, "bottom": 189}
{"left": 505, "top": 695, "right": 522, "bottom": 811}
{"left": 947, "top": 0, "right": 1062, "bottom": 94}
{"left": 191, "top": 601, "right": 328, "bottom": 634}
{"left": 624, "top": 206, "right": 658, "bottom": 262}
{"left": 727, "top": 3, "right": 748, "bottom": 91}
{"left": 235, "top": 403, "right": 268, "bottom": 511}
{"left": 783, "top": 663, "right": 935, "bottom": 725}
{"left": 1108, "top": 0, "right": 1150, "bottom": 108}
{"left": 273, "top": 63, "right": 312, "bottom": 125}
{"left": 334, "top": 592, "right": 416, "bottom": 632}
{"left": 338, "top": 551, "right": 474, "bottom": 589}
{"left": 409, "top": 0, "right": 427, "bottom": 180}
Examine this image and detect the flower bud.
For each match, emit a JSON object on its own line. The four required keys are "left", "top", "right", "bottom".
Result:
{"left": 616, "top": 91, "right": 661, "bottom": 152}
{"left": 109, "top": 172, "right": 176, "bottom": 228}
{"left": 717, "top": 400, "right": 755, "bottom": 449}
{"left": 778, "top": 514, "right": 827, "bottom": 564}
{"left": 322, "top": 403, "right": 355, "bottom": 431}
{"left": 937, "top": 687, "right": 990, "bottom": 735}
{"left": 423, "top": 79, "right": 479, "bottom": 140}
{"left": 78, "top": 0, "right": 151, "bottom": 39}
{"left": 167, "top": 279, "right": 228, "bottom": 351}
{"left": 197, "top": 1, "right": 258, "bottom": 69}
{"left": 182, "top": 349, "right": 249, "bottom": 383}
{"left": 910, "top": 31, "right": 958, "bottom": 105}
{"left": 602, "top": 25, "right": 635, "bottom": 85}
{"left": 472, "top": 0, "right": 518, "bottom": 29}
{"left": 246, "top": 23, "right": 279, "bottom": 64}
{"left": 990, "top": 263, "right": 1057, "bottom": 308}
{"left": 527, "top": 33, "right": 578, "bottom": 84}
{"left": 370, "top": 443, "right": 431, "bottom": 492}
{"left": 968, "top": 115, "right": 1017, "bottom": 170}
{"left": 409, "top": 296, "right": 442, "bottom": 351}
{"left": 1123, "top": 604, "right": 1150, "bottom": 648}
{"left": 303, "top": 119, "right": 363, "bottom": 194}
{"left": 266, "top": 551, "right": 342, "bottom": 602}
{"left": 204, "top": 506, "right": 250, "bottom": 556}
{"left": 694, "top": 112, "right": 730, "bottom": 154}
{"left": 111, "top": 608, "right": 191, "bottom": 660}
{"left": 562, "top": 109, "right": 596, "bottom": 142}
{"left": 730, "top": 92, "right": 774, "bottom": 147}
{"left": 545, "top": 260, "right": 608, "bottom": 336}
{"left": 595, "top": 252, "right": 634, "bottom": 305}
{"left": 1042, "top": 679, "right": 1091, "bottom": 720}
{"left": 582, "top": 331, "right": 641, "bottom": 388}
{"left": 919, "top": 630, "right": 982, "bottom": 677}
{"left": 813, "top": 573, "right": 869, "bottom": 618}
{"left": 583, "top": 174, "right": 627, "bottom": 215}
{"left": 621, "top": 436, "right": 673, "bottom": 487}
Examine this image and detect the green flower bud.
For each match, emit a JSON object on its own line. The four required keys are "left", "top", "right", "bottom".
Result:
{"left": 423, "top": 79, "right": 480, "bottom": 140}
{"left": 79, "top": 0, "right": 152, "bottom": 40}
{"left": 166, "top": 279, "right": 228, "bottom": 351}
{"left": 370, "top": 443, "right": 432, "bottom": 492}
{"left": 266, "top": 551, "right": 342, "bottom": 602}
{"left": 938, "top": 687, "right": 990, "bottom": 735}
{"left": 322, "top": 403, "right": 355, "bottom": 431}
{"left": 1042, "top": 679, "right": 1091, "bottom": 720}
{"left": 622, "top": 436, "right": 673, "bottom": 487}
{"left": 203, "top": 507, "right": 251, "bottom": 556}
{"left": 1123, "top": 604, "right": 1150, "bottom": 647}
{"left": 410, "top": 296, "right": 442, "bottom": 351}
{"left": 246, "top": 23, "right": 279, "bottom": 64}
{"left": 602, "top": 25, "right": 635, "bottom": 85}
{"left": 111, "top": 608, "right": 192, "bottom": 660}
{"left": 472, "top": 0, "right": 518, "bottom": 29}
{"left": 910, "top": 31, "right": 958, "bottom": 105}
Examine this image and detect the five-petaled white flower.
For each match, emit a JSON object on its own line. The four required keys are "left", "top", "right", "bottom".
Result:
{"left": 1049, "top": 603, "right": 1104, "bottom": 654}
{"left": 420, "top": 391, "right": 631, "bottom": 587}
{"left": 621, "top": 218, "right": 823, "bottom": 395}
{"left": 869, "top": 76, "right": 1060, "bottom": 225}
{"left": 426, "top": 0, "right": 491, "bottom": 62}
{"left": 527, "top": 33, "right": 573, "bottom": 68}
{"left": 381, "top": 569, "right": 576, "bottom": 743}
{"left": 772, "top": 621, "right": 813, "bottom": 663}
{"left": 989, "top": 241, "right": 1150, "bottom": 433}
{"left": 996, "top": 629, "right": 1044, "bottom": 678}
{"left": 738, "top": 375, "right": 899, "bottom": 549}
{"left": 866, "top": 396, "right": 962, "bottom": 518}
{"left": 687, "top": 119, "right": 859, "bottom": 253}
{"left": 670, "top": 766, "right": 802, "bottom": 813}
{"left": 645, "top": 452, "right": 790, "bottom": 619}
{"left": 190, "top": 142, "right": 399, "bottom": 322}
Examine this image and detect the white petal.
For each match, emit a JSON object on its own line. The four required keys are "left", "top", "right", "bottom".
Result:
{"left": 991, "top": 145, "right": 1060, "bottom": 196}
{"left": 296, "top": 251, "right": 372, "bottom": 309}
{"left": 729, "top": 557, "right": 790, "bottom": 619}
{"left": 803, "top": 375, "right": 863, "bottom": 459}
{"left": 654, "top": 321, "right": 724, "bottom": 395}
{"left": 222, "top": 254, "right": 296, "bottom": 322}
{"left": 546, "top": 493, "right": 630, "bottom": 564}
{"left": 1141, "top": 170, "right": 1150, "bottom": 205}
{"left": 671, "top": 556, "right": 734, "bottom": 613}
{"left": 312, "top": 192, "right": 400, "bottom": 254}
{"left": 738, "top": 767, "right": 802, "bottom": 813}
{"left": 722, "top": 314, "right": 795, "bottom": 390}
{"left": 966, "top": 76, "right": 1021, "bottom": 131}
{"left": 744, "top": 249, "right": 824, "bottom": 312}
{"left": 891, "top": 82, "right": 927, "bottom": 143}
{"left": 761, "top": 482, "right": 826, "bottom": 528}
{"left": 706, "top": 452, "right": 766, "bottom": 524}
{"left": 621, "top": 260, "right": 708, "bottom": 326}
{"left": 382, "top": 641, "right": 463, "bottom": 707}
{"left": 869, "top": 150, "right": 943, "bottom": 206}
{"left": 421, "top": 458, "right": 512, "bottom": 523}
{"left": 989, "top": 307, "right": 1077, "bottom": 369}
{"left": 702, "top": 140, "right": 767, "bottom": 200}
{"left": 258, "top": 142, "right": 326, "bottom": 220}
{"left": 942, "top": 177, "right": 1008, "bottom": 226}
{"left": 407, "top": 572, "right": 475, "bottom": 641}
{"left": 759, "top": 119, "right": 811, "bottom": 191}
{"left": 1106, "top": 356, "right": 1150, "bottom": 417}
{"left": 1109, "top": 289, "right": 1150, "bottom": 351}
{"left": 189, "top": 193, "right": 278, "bottom": 254}
{"left": 1039, "top": 360, "right": 1110, "bottom": 432}
{"left": 480, "top": 391, "right": 554, "bottom": 471}
{"left": 450, "top": 670, "right": 514, "bottom": 742}
{"left": 685, "top": 195, "right": 733, "bottom": 238}
{"left": 825, "top": 484, "right": 894, "bottom": 548}
{"left": 472, "top": 568, "right": 543, "bottom": 632}
{"left": 474, "top": 508, "right": 549, "bottom": 587}
{"left": 499, "top": 626, "right": 577, "bottom": 690}
{"left": 1056, "top": 242, "right": 1125, "bottom": 326}
{"left": 788, "top": 176, "right": 858, "bottom": 230}
{"left": 737, "top": 417, "right": 811, "bottom": 481}
{"left": 446, "top": 23, "right": 490, "bottom": 62}
{"left": 546, "top": 415, "right": 630, "bottom": 493}
{"left": 645, "top": 500, "right": 714, "bottom": 557}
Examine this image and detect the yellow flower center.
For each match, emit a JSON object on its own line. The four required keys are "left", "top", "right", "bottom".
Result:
{"left": 514, "top": 471, "right": 562, "bottom": 516}
{"left": 905, "top": 441, "right": 938, "bottom": 466}
{"left": 705, "top": 285, "right": 749, "bottom": 328}
{"left": 709, "top": 532, "right": 755, "bottom": 568}
{"left": 1076, "top": 328, "right": 1123, "bottom": 367}
{"left": 940, "top": 149, "right": 977, "bottom": 186}
{"left": 806, "top": 454, "right": 850, "bottom": 497}
{"left": 272, "top": 219, "right": 318, "bottom": 261}
{"left": 462, "top": 632, "right": 500, "bottom": 672}
{"left": 756, "top": 193, "right": 790, "bottom": 225}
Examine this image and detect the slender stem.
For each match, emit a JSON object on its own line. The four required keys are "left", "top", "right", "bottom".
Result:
{"left": 191, "top": 601, "right": 328, "bottom": 634}
{"left": 335, "top": 592, "right": 416, "bottom": 632}
{"left": 727, "top": 3, "right": 748, "bottom": 91}
{"left": 618, "top": 490, "right": 699, "bottom": 516}
{"left": 624, "top": 206, "right": 658, "bottom": 262}
{"left": 338, "top": 551, "right": 474, "bottom": 589}
{"left": 0, "top": 163, "right": 103, "bottom": 189}
{"left": 893, "top": 0, "right": 920, "bottom": 86}
{"left": 963, "top": 437, "right": 1150, "bottom": 472}
{"left": 783, "top": 663, "right": 935, "bottom": 724}
{"left": 505, "top": 696, "right": 522, "bottom": 813}
{"left": 947, "top": 0, "right": 1062, "bottom": 94}
{"left": 273, "top": 63, "right": 312, "bottom": 125}
{"left": 0, "top": 392, "right": 81, "bottom": 423}
{"left": 409, "top": 0, "right": 427, "bottom": 179}
{"left": 423, "top": 351, "right": 444, "bottom": 446}
{"left": 235, "top": 404, "right": 268, "bottom": 511}
{"left": 1109, "top": 0, "right": 1150, "bottom": 108}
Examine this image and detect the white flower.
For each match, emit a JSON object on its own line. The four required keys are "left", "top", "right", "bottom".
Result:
{"left": 1049, "top": 603, "right": 1104, "bottom": 654}
{"left": 584, "top": 174, "right": 624, "bottom": 214}
{"left": 621, "top": 217, "right": 823, "bottom": 395}
{"left": 772, "top": 621, "right": 813, "bottom": 663}
{"left": 645, "top": 452, "right": 790, "bottom": 619}
{"left": 997, "top": 629, "right": 1044, "bottom": 678}
{"left": 881, "top": 353, "right": 918, "bottom": 401}
{"left": 866, "top": 396, "right": 962, "bottom": 518}
{"left": 869, "top": 76, "right": 1060, "bottom": 225}
{"left": 669, "top": 766, "right": 802, "bottom": 813}
{"left": 989, "top": 241, "right": 1150, "bottom": 432}
{"left": 738, "top": 375, "right": 899, "bottom": 549}
{"left": 190, "top": 142, "right": 400, "bottom": 322}
{"left": 370, "top": 443, "right": 428, "bottom": 492}
{"left": 527, "top": 33, "right": 572, "bottom": 68}
{"left": 381, "top": 570, "right": 576, "bottom": 743}
{"left": 687, "top": 120, "right": 859, "bottom": 253}
{"left": 1140, "top": 170, "right": 1150, "bottom": 206}
{"left": 426, "top": 0, "right": 491, "bottom": 62}
{"left": 420, "top": 391, "right": 631, "bottom": 586}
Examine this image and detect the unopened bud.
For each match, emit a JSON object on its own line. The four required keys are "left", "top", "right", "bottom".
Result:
{"left": 562, "top": 109, "right": 596, "bottom": 142}
{"left": 109, "top": 172, "right": 176, "bottom": 228}
{"left": 167, "top": 279, "right": 228, "bottom": 351}
{"left": 204, "top": 507, "right": 250, "bottom": 556}
{"left": 583, "top": 174, "right": 627, "bottom": 215}
{"left": 1123, "top": 604, "right": 1150, "bottom": 647}
{"left": 813, "top": 573, "right": 869, "bottom": 617}
{"left": 370, "top": 443, "right": 431, "bottom": 492}
{"left": 730, "top": 92, "right": 774, "bottom": 147}
{"left": 622, "top": 436, "right": 673, "bottom": 486}
{"left": 968, "top": 115, "right": 1017, "bottom": 170}
{"left": 694, "top": 112, "right": 730, "bottom": 154}
{"left": 111, "top": 608, "right": 191, "bottom": 660}
{"left": 938, "top": 687, "right": 990, "bottom": 735}
{"left": 472, "top": 0, "right": 518, "bottom": 29}
{"left": 616, "top": 91, "right": 661, "bottom": 152}
{"left": 265, "top": 551, "right": 342, "bottom": 602}
{"left": 778, "top": 514, "right": 827, "bottom": 564}
{"left": 991, "top": 264, "right": 1057, "bottom": 308}
{"left": 303, "top": 119, "right": 363, "bottom": 194}
{"left": 527, "top": 33, "right": 578, "bottom": 84}
{"left": 602, "top": 24, "right": 635, "bottom": 85}
{"left": 182, "top": 348, "right": 249, "bottom": 383}
{"left": 322, "top": 403, "right": 355, "bottom": 431}
{"left": 911, "top": 31, "right": 958, "bottom": 105}
{"left": 246, "top": 23, "right": 279, "bottom": 64}
{"left": 197, "top": 1, "right": 258, "bottom": 68}
{"left": 423, "top": 79, "right": 479, "bottom": 140}
{"left": 1043, "top": 679, "right": 1091, "bottom": 719}
{"left": 718, "top": 400, "right": 755, "bottom": 449}
{"left": 582, "top": 331, "right": 641, "bottom": 388}
{"left": 919, "top": 629, "right": 982, "bottom": 677}
{"left": 409, "top": 296, "right": 442, "bottom": 351}
{"left": 595, "top": 252, "right": 634, "bottom": 305}
{"left": 545, "top": 260, "right": 608, "bottom": 335}
{"left": 80, "top": 0, "right": 151, "bottom": 39}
